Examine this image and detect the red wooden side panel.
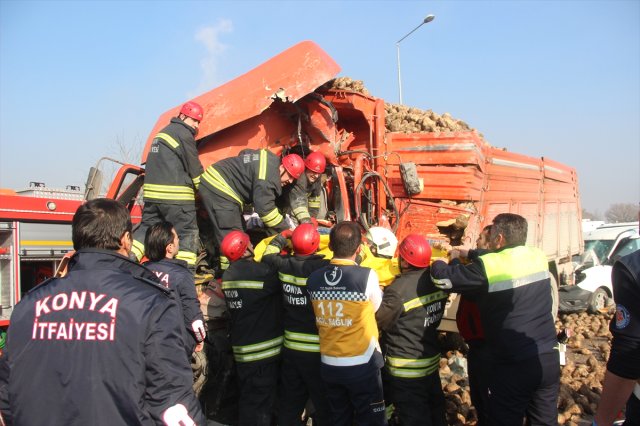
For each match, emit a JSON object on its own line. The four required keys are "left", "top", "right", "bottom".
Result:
{"left": 542, "top": 157, "right": 578, "bottom": 184}
{"left": 393, "top": 199, "right": 477, "bottom": 246}
{"left": 386, "top": 166, "right": 484, "bottom": 201}
{"left": 383, "top": 131, "right": 487, "bottom": 201}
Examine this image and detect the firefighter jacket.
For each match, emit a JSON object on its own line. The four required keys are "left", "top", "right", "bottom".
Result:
{"left": 377, "top": 268, "right": 447, "bottom": 379}
{"left": 0, "top": 249, "right": 205, "bottom": 426}
{"left": 144, "top": 258, "right": 204, "bottom": 356}
{"left": 278, "top": 171, "right": 322, "bottom": 223}
{"left": 221, "top": 258, "right": 283, "bottom": 364}
{"left": 431, "top": 245, "right": 558, "bottom": 363}
{"left": 143, "top": 117, "right": 204, "bottom": 205}
{"left": 201, "top": 149, "right": 288, "bottom": 231}
{"left": 607, "top": 250, "right": 640, "bottom": 380}
{"left": 262, "top": 235, "right": 329, "bottom": 353}
{"left": 307, "top": 259, "right": 383, "bottom": 367}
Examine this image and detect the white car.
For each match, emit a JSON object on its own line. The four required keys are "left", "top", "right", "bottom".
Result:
{"left": 559, "top": 222, "right": 640, "bottom": 314}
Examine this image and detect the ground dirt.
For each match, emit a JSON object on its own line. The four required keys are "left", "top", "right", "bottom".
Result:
{"left": 438, "top": 310, "right": 617, "bottom": 425}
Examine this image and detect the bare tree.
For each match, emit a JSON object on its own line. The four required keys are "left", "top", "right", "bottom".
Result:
{"left": 582, "top": 208, "right": 602, "bottom": 221}
{"left": 604, "top": 203, "right": 639, "bottom": 223}
{"left": 86, "top": 132, "right": 144, "bottom": 198}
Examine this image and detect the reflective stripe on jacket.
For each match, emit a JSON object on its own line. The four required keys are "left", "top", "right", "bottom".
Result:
{"left": 261, "top": 235, "right": 329, "bottom": 353}
{"left": 381, "top": 268, "right": 446, "bottom": 378}
{"left": 221, "top": 258, "right": 283, "bottom": 364}
{"left": 143, "top": 118, "right": 203, "bottom": 205}
{"left": 480, "top": 247, "right": 550, "bottom": 293}
{"left": 308, "top": 260, "right": 380, "bottom": 366}
{"left": 200, "top": 149, "right": 287, "bottom": 231}
{"left": 431, "top": 245, "right": 558, "bottom": 362}
{"left": 279, "top": 171, "right": 322, "bottom": 223}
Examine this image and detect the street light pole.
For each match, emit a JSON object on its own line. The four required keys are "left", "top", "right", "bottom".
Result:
{"left": 396, "top": 14, "right": 435, "bottom": 105}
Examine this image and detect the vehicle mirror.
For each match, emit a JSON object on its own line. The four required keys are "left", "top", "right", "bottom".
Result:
{"left": 84, "top": 167, "right": 103, "bottom": 201}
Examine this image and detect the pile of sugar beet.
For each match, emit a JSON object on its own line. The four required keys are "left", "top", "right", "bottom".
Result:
{"left": 328, "top": 77, "right": 476, "bottom": 134}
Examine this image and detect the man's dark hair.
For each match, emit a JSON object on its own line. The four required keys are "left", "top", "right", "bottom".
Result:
{"left": 145, "top": 221, "right": 175, "bottom": 262}
{"left": 491, "top": 213, "right": 528, "bottom": 246}
{"left": 72, "top": 198, "right": 132, "bottom": 251}
{"left": 329, "top": 221, "right": 362, "bottom": 258}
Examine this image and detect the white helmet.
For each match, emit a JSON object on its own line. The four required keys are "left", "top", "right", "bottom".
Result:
{"left": 365, "top": 227, "right": 398, "bottom": 259}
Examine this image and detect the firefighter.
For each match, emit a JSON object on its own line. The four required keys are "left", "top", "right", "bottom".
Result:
{"left": 219, "top": 230, "right": 283, "bottom": 426}
{"left": 431, "top": 213, "right": 560, "bottom": 426}
{"left": 0, "top": 198, "right": 204, "bottom": 425}
{"left": 307, "top": 221, "right": 387, "bottom": 426}
{"left": 132, "top": 101, "right": 205, "bottom": 272}
{"left": 281, "top": 151, "right": 327, "bottom": 225}
{"left": 594, "top": 249, "right": 640, "bottom": 425}
{"left": 143, "top": 221, "right": 206, "bottom": 359}
{"left": 199, "top": 148, "right": 304, "bottom": 271}
{"left": 261, "top": 223, "right": 331, "bottom": 426}
{"left": 375, "top": 234, "right": 447, "bottom": 426}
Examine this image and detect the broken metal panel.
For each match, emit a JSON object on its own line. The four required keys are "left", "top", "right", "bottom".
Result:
{"left": 141, "top": 41, "right": 341, "bottom": 163}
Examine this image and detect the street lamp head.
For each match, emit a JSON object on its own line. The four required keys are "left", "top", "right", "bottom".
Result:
{"left": 396, "top": 13, "right": 436, "bottom": 104}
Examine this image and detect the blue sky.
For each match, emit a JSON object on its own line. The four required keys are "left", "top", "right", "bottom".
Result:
{"left": 1, "top": 0, "right": 638, "bottom": 214}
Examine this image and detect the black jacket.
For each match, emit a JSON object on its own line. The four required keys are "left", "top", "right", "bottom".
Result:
{"left": 221, "top": 258, "right": 283, "bottom": 364}
{"left": 431, "top": 245, "right": 557, "bottom": 362}
{"left": 607, "top": 250, "right": 640, "bottom": 379}
{"left": 200, "top": 149, "right": 288, "bottom": 231}
{"left": 262, "top": 235, "right": 329, "bottom": 352}
{"left": 377, "top": 268, "right": 447, "bottom": 378}
{"left": 143, "top": 118, "right": 204, "bottom": 204}
{"left": 0, "top": 250, "right": 205, "bottom": 426}
{"left": 278, "top": 171, "right": 322, "bottom": 223}
{"left": 145, "top": 258, "right": 204, "bottom": 357}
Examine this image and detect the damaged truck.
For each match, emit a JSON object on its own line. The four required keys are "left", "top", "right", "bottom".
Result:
{"left": 100, "top": 40, "right": 583, "bottom": 333}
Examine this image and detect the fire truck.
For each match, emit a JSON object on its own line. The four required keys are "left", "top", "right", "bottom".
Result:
{"left": 0, "top": 184, "right": 84, "bottom": 334}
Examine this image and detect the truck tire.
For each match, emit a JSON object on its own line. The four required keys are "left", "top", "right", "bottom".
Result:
{"left": 587, "top": 287, "right": 610, "bottom": 314}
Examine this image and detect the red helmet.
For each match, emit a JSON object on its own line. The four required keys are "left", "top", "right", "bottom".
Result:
{"left": 305, "top": 152, "right": 326, "bottom": 174}
{"left": 399, "top": 234, "right": 432, "bottom": 268}
{"left": 220, "top": 230, "right": 250, "bottom": 262}
{"left": 292, "top": 223, "right": 320, "bottom": 256}
{"left": 282, "top": 154, "right": 305, "bottom": 179}
{"left": 180, "top": 101, "right": 204, "bottom": 121}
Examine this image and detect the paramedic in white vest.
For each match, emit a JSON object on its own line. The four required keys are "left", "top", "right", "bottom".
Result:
{"left": 307, "top": 221, "right": 387, "bottom": 426}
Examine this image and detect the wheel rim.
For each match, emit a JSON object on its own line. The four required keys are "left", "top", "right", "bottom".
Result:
{"left": 594, "top": 290, "right": 608, "bottom": 312}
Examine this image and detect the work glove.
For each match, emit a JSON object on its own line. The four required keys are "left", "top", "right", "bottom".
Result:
{"left": 191, "top": 319, "right": 206, "bottom": 343}
{"left": 280, "top": 229, "right": 293, "bottom": 239}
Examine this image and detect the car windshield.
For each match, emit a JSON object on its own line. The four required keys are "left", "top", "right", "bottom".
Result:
{"left": 583, "top": 239, "right": 615, "bottom": 265}
{"left": 610, "top": 237, "right": 640, "bottom": 263}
